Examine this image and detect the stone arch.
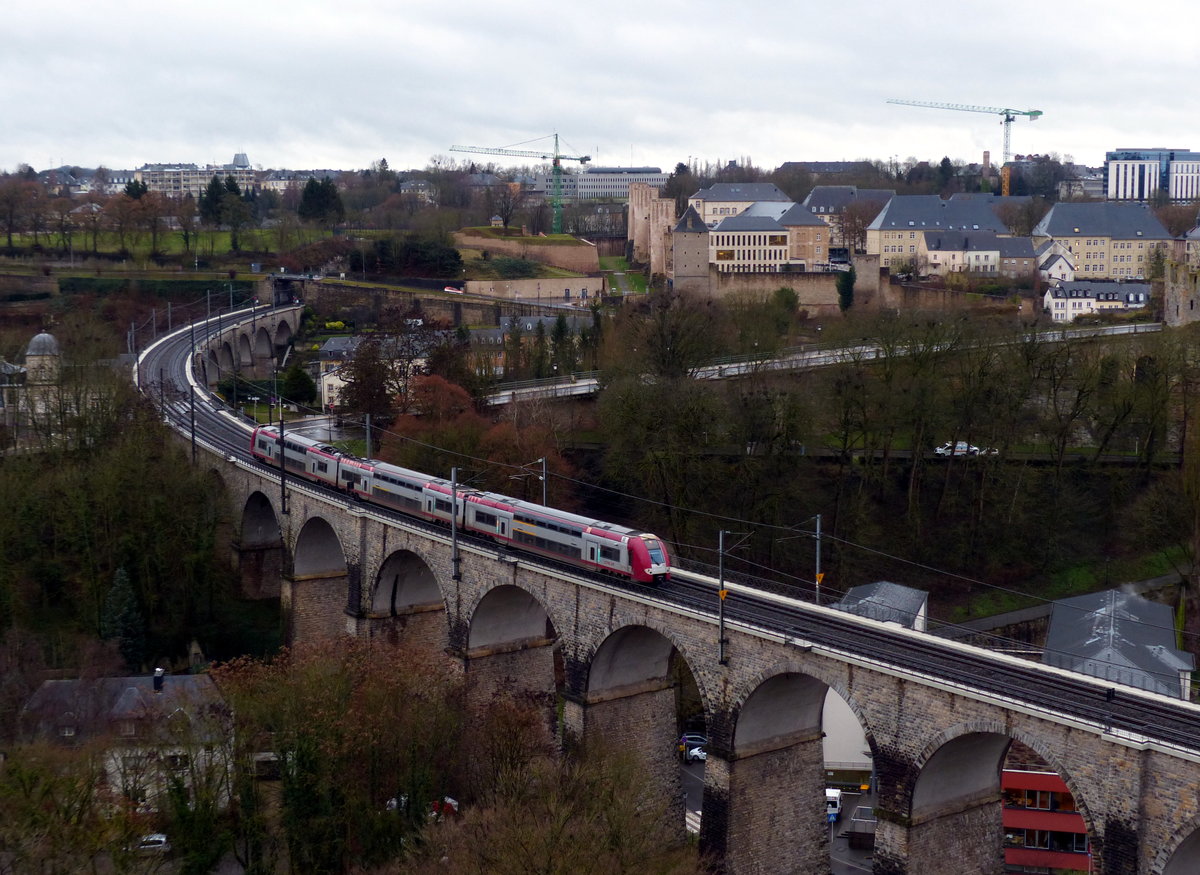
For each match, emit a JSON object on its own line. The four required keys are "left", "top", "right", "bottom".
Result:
{"left": 274, "top": 318, "right": 294, "bottom": 348}
{"left": 241, "top": 490, "right": 282, "bottom": 548}
{"left": 906, "top": 720, "right": 1095, "bottom": 875}
{"left": 1158, "top": 820, "right": 1200, "bottom": 874}
{"left": 237, "top": 332, "right": 254, "bottom": 368}
{"left": 253, "top": 325, "right": 274, "bottom": 361}
{"left": 293, "top": 515, "right": 347, "bottom": 578}
{"left": 239, "top": 490, "right": 284, "bottom": 600}
{"left": 217, "top": 340, "right": 235, "bottom": 375}
{"left": 371, "top": 549, "right": 442, "bottom": 615}
{"left": 468, "top": 584, "right": 556, "bottom": 651}
{"left": 733, "top": 672, "right": 827, "bottom": 755}
{"left": 583, "top": 620, "right": 709, "bottom": 708}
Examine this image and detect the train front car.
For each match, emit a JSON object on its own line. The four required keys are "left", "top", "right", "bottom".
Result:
{"left": 628, "top": 534, "right": 671, "bottom": 584}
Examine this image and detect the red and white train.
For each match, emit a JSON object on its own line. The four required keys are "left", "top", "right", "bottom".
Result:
{"left": 249, "top": 425, "right": 671, "bottom": 584}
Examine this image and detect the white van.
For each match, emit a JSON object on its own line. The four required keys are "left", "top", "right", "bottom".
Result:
{"left": 825, "top": 788, "right": 842, "bottom": 821}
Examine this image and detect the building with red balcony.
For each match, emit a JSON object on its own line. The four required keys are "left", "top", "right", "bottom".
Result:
{"left": 1002, "top": 766, "right": 1090, "bottom": 873}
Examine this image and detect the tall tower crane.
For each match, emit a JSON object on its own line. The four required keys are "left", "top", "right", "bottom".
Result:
{"left": 886, "top": 99, "right": 1044, "bottom": 167}
{"left": 450, "top": 134, "right": 590, "bottom": 234}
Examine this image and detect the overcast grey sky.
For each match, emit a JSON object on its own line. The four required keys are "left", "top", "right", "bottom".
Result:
{"left": 5, "top": 0, "right": 1196, "bottom": 175}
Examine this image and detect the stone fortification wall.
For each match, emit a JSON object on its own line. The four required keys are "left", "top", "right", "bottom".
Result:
{"left": 462, "top": 277, "right": 604, "bottom": 302}
{"left": 452, "top": 231, "right": 599, "bottom": 274}
{"left": 711, "top": 270, "right": 841, "bottom": 318}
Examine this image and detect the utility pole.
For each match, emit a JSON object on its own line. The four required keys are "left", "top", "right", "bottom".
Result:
{"left": 815, "top": 513, "right": 823, "bottom": 604}
{"left": 451, "top": 467, "right": 461, "bottom": 581}
{"left": 365, "top": 413, "right": 372, "bottom": 459}
{"left": 718, "top": 530, "right": 729, "bottom": 665}
{"left": 189, "top": 322, "right": 196, "bottom": 462}
{"left": 278, "top": 408, "right": 288, "bottom": 515}
{"left": 538, "top": 456, "right": 547, "bottom": 505}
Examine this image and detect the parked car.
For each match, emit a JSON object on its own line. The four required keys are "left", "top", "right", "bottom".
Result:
{"left": 684, "top": 744, "right": 707, "bottom": 763}
{"left": 678, "top": 732, "right": 707, "bottom": 760}
{"left": 133, "top": 833, "right": 171, "bottom": 855}
{"left": 935, "top": 440, "right": 979, "bottom": 457}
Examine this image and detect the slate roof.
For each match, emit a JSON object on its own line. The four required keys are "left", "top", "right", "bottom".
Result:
{"left": 1032, "top": 202, "right": 1172, "bottom": 240}
{"left": 867, "top": 194, "right": 1026, "bottom": 233}
{"left": 673, "top": 206, "right": 709, "bottom": 234}
{"left": 742, "top": 201, "right": 796, "bottom": 220}
{"left": 1045, "top": 280, "right": 1151, "bottom": 304}
{"left": 835, "top": 581, "right": 927, "bottom": 629}
{"left": 690, "top": 182, "right": 790, "bottom": 202}
{"left": 713, "top": 213, "right": 785, "bottom": 232}
{"left": 26, "top": 332, "right": 59, "bottom": 358}
{"left": 21, "top": 674, "right": 226, "bottom": 742}
{"left": 779, "top": 203, "right": 828, "bottom": 227}
{"left": 780, "top": 160, "right": 876, "bottom": 176}
{"left": 1044, "top": 590, "right": 1193, "bottom": 697}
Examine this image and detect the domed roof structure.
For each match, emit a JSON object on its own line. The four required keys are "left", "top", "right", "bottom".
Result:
{"left": 25, "top": 332, "right": 59, "bottom": 358}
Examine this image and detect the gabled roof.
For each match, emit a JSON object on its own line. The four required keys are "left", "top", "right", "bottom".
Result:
{"left": 741, "top": 201, "right": 796, "bottom": 220}
{"left": 1044, "top": 589, "right": 1193, "bottom": 697}
{"left": 997, "top": 237, "right": 1035, "bottom": 258}
{"left": 21, "top": 674, "right": 225, "bottom": 742}
{"left": 713, "top": 213, "right": 784, "bottom": 232}
{"left": 673, "top": 206, "right": 709, "bottom": 234}
{"left": 866, "top": 194, "right": 1020, "bottom": 234}
{"left": 690, "top": 182, "right": 790, "bottom": 202}
{"left": 1032, "top": 202, "right": 1172, "bottom": 240}
{"left": 835, "top": 581, "right": 927, "bottom": 629}
{"left": 779, "top": 203, "right": 828, "bottom": 227}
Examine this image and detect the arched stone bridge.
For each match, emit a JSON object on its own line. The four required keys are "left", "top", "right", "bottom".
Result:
{"left": 205, "top": 456, "right": 1200, "bottom": 875}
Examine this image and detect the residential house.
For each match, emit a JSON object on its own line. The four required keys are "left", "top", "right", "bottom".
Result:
{"left": 1037, "top": 240, "right": 1077, "bottom": 283}
{"left": 1032, "top": 202, "right": 1171, "bottom": 279}
{"left": 1042, "top": 280, "right": 1151, "bottom": 323}
{"left": 20, "top": 671, "right": 230, "bottom": 814}
{"left": 688, "top": 182, "right": 790, "bottom": 229}
{"left": 920, "top": 231, "right": 1036, "bottom": 278}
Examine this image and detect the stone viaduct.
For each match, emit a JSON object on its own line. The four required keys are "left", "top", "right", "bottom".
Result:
{"left": 172, "top": 308, "right": 1200, "bottom": 874}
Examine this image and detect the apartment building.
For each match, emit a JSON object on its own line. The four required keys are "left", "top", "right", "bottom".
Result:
{"left": 1105, "top": 148, "right": 1200, "bottom": 202}
{"left": 707, "top": 201, "right": 833, "bottom": 273}
{"left": 920, "top": 231, "right": 1036, "bottom": 278}
{"left": 801, "top": 185, "right": 894, "bottom": 255}
{"left": 1042, "top": 280, "right": 1150, "bottom": 323}
{"left": 533, "top": 166, "right": 668, "bottom": 202}
{"left": 1032, "top": 202, "right": 1170, "bottom": 279}
{"left": 135, "top": 153, "right": 257, "bottom": 197}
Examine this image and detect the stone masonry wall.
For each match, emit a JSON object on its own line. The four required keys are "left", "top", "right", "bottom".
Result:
{"left": 906, "top": 798, "right": 1004, "bottom": 875}
{"left": 452, "top": 231, "right": 600, "bottom": 274}
{"left": 723, "top": 736, "right": 830, "bottom": 875}
{"left": 285, "top": 575, "right": 350, "bottom": 642}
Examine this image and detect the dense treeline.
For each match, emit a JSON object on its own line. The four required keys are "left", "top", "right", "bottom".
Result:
{"left": 592, "top": 298, "right": 1200, "bottom": 621}
{"left": 0, "top": 380, "right": 271, "bottom": 740}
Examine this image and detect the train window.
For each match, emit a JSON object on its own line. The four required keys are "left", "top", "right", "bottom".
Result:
{"left": 475, "top": 511, "right": 497, "bottom": 527}
{"left": 599, "top": 546, "right": 620, "bottom": 562}
{"left": 316, "top": 461, "right": 328, "bottom": 473}
{"left": 435, "top": 499, "right": 452, "bottom": 513}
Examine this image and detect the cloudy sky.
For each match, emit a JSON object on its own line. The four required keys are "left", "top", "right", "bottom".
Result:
{"left": 5, "top": 0, "right": 1196, "bottom": 176}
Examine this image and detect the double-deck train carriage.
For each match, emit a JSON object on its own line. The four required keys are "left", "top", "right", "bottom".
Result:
{"left": 460, "top": 492, "right": 671, "bottom": 584}
{"left": 247, "top": 426, "right": 671, "bottom": 583}
{"left": 250, "top": 426, "right": 342, "bottom": 486}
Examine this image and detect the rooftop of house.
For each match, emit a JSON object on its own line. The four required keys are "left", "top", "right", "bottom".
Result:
{"left": 1044, "top": 589, "right": 1194, "bottom": 697}
{"left": 1032, "top": 202, "right": 1172, "bottom": 240}
{"left": 802, "top": 185, "right": 896, "bottom": 213}
{"left": 690, "top": 182, "right": 790, "bottom": 203}
{"left": 21, "top": 673, "right": 225, "bottom": 743}
{"left": 867, "top": 194, "right": 1028, "bottom": 233}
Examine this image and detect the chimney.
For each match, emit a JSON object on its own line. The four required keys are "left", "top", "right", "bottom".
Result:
{"left": 153, "top": 667, "right": 164, "bottom": 693}
{"left": 982, "top": 151, "right": 991, "bottom": 172}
